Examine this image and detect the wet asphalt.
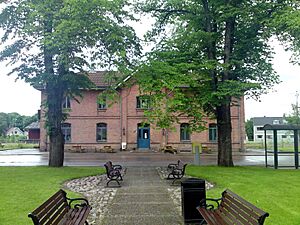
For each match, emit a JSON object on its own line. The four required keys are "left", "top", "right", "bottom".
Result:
{"left": 0, "top": 148, "right": 293, "bottom": 167}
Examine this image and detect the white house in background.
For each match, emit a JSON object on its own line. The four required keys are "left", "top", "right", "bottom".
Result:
{"left": 6, "top": 127, "right": 24, "bottom": 136}
{"left": 252, "top": 117, "right": 293, "bottom": 142}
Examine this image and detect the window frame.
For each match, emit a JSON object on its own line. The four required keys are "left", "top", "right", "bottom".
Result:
{"left": 180, "top": 123, "right": 191, "bottom": 142}
{"left": 62, "top": 96, "right": 71, "bottom": 109}
{"left": 97, "top": 96, "right": 107, "bottom": 110}
{"left": 96, "top": 123, "right": 107, "bottom": 142}
{"left": 209, "top": 124, "right": 217, "bottom": 142}
{"left": 136, "top": 95, "right": 151, "bottom": 109}
{"left": 61, "top": 123, "right": 71, "bottom": 143}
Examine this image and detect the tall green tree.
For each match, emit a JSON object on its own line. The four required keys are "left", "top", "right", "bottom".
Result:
{"left": 134, "top": 0, "right": 292, "bottom": 166}
{"left": 245, "top": 119, "right": 254, "bottom": 141}
{"left": 0, "top": 0, "right": 140, "bottom": 166}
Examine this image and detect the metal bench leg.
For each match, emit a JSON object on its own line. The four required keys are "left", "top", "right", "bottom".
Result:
{"left": 107, "top": 179, "right": 120, "bottom": 187}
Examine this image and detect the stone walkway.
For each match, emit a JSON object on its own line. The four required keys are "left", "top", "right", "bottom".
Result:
{"left": 64, "top": 167, "right": 184, "bottom": 225}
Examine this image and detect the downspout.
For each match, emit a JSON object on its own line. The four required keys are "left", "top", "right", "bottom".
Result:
{"left": 119, "top": 91, "right": 122, "bottom": 150}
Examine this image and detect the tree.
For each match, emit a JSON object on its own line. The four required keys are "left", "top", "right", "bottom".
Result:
{"left": 245, "top": 119, "right": 254, "bottom": 141}
{"left": 134, "top": 0, "right": 290, "bottom": 166}
{"left": 0, "top": 0, "right": 140, "bottom": 166}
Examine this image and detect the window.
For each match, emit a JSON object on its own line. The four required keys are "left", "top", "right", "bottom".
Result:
{"left": 62, "top": 96, "right": 71, "bottom": 109}
{"left": 282, "top": 135, "right": 287, "bottom": 138}
{"left": 267, "top": 135, "right": 272, "bottom": 139}
{"left": 257, "top": 127, "right": 264, "bottom": 131}
{"left": 97, "top": 96, "right": 107, "bottom": 109}
{"left": 180, "top": 123, "right": 191, "bottom": 141}
{"left": 61, "top": 123, "right": 71, "bottom": 143}
{"left": 273, "top": 120, "right": 280, "bottom": 125}
{"left": 97, "top": 123, "right": 107, "bottom": 142}
{"left": 257, "top": 135, "right": 263, "bottom": 139}
{"left": 209, "top": 124, "right": 217, "bottom": 142}
{"left": 136, "top": 96, "right": 151, "bottom": 109}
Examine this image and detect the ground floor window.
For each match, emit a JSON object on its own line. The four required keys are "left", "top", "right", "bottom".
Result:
{"left": 97, "top": 123, "right": 107, "bottom": 142}
{"left": 180, "top": 123, "right": 191, "bottom": 141}
{"left": 209, "top": 124, "right": 217, "bottom": 142}
{"left": 61, "top": 123, "right": 71, "bottom": 143}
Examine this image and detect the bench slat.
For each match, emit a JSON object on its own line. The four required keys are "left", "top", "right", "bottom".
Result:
{"left": 225, "top": 190, "right": 267, "bottom": 216}
{"left": 198, "top": 208, "right": 220, "bottom": 225}
{"left": 197, "top": 189, "right": 269, "bottom": 225}
{"left": 40, "top": 199, "right": 68, "bottom": 225}
{"left": 221, "top": 195, "right": 259, "bottom": 224}
{"left": 32, "top": 190, "right": 65, "bottom": 216}
{"left": 29, "top": 189, "right": 90, "bottom": 225}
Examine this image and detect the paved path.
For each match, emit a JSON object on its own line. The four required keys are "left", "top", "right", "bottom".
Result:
{"left": 100, "top": 167, "right": 183, "bottom": 225}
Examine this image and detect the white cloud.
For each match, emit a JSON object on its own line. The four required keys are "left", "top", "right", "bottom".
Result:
{"left": 0, "top": 71, "right": 40, "bottom": 116}
{"left": 245, "top": 40, "right": 300, "bottom": 119}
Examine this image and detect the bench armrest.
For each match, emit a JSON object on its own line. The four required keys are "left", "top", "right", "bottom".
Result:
{"left": 113, "top": 164, "right": 123, "bottom": 170}
{"left": 199, "top": 197, "right": 222, "bottom": 210}
{"left": 67, "top": 197, "right": 90, "bottom": 208}
{"left": 167, "top": 163, "right": 177, "bottom": 169}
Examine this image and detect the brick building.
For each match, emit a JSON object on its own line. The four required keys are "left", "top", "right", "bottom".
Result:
{"left": 39, "top": 72, "right": 245, "bottom": 152}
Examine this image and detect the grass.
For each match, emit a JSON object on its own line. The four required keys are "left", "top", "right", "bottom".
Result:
{"left": 186, "top": 165, "right": 300, "bottom": 225}
{"left": 0, "top": 166, "right": 104, "bottom": 225}
{"left": 0, "top": 143, "right": 39, "bottom": 151}
{"left": 246, "top": 141, "right": 298, "bottom": 152}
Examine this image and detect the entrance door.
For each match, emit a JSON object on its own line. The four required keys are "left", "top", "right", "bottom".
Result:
{"left": 137, "top": 124, "right": 150, "bottom": 149}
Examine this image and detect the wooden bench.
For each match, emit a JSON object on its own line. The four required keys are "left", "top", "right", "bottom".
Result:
{"left": 104, "top": 161, "right": 126, "bottom": 187}
{"left": 28, "top": 189, "right": 91, "bottom": 225}
{"left": 166, "top": 160, "right": 187, "bottom": 184}
{"left": 161, "top": 145, "right": 178, "bottom": 154}
{"left": 197, "top": 189, "right": 269, "bottom": 225}
{"left": 101, "top": 145, "right": 115, "bottom": 153}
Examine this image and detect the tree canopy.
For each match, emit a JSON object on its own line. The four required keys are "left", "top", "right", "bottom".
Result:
{"left": 0, "top": 0, "right": 140, "bottom": 166}
{"left": 133, "top": 0, "right": 300, "bottom": 166}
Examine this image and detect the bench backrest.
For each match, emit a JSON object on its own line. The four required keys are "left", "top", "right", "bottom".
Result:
{"left": 28, "top": 189, "right": 69, "bottom": 225}
{"left": 220, "top": 189, "right": 269, "bottom": 225}
{"left": 177, "top": 161, "right": 187, "bottom": 174}
{"left": 104, "top": 161, "right": 114, "bottom": 175}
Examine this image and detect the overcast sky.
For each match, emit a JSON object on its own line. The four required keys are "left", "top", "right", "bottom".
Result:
{"left": 0, "top": 18, "right": 300, "bottom": 119}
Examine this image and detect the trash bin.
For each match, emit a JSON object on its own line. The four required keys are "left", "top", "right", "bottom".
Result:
{"left": 181, "top": 178, "right": 206, "bottom": 224}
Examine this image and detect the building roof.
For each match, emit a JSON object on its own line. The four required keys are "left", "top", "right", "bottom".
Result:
{"left": 252, "top": 117, "right": 285, "bottom": 126}
{"left": 34, "top": 71, "right": 120, "bottom": 90}
{"left": 25, "top": 121, "right": 40, "bottom": 130}
{"left": 88, "top": 71, "right": 113, "bottom": 88}
{"left": 263, "top": 124, "right": 300, "bottom": 130}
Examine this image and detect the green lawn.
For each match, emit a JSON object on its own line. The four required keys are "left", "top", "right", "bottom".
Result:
{"left": 0, "top": 143, "right": 39, "bottom": 151}
{"left": 0, "top": 166, "right": 104, "bottom": 225}
{"left": 187, "top": 165, "right": 300, "bottom": 225}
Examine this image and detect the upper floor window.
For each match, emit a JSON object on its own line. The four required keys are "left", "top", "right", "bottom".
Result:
{"left": 257, "top": 127, "right": 264, "bottom": 131}
{"left": 62, "top": 96, "right": 71, "bottom": 109}
{"left": 209, "top": 124, "right": 217, "bottom": 142}
{"left": 97, "top": 96, "right": 107, "bottom": 109}
{"left": 273, "top": 120, "right": 280, "bottom": 125}
{"left": 180, "top": 123, "right": 191, "bottom": 141}
{"left": 61, "top": 123, "right": 71, "bottom": 143}
{"left": 97, "top": 123, "right": 107, "bottom": 142}
{"left": 136, "top": 95, "right": 151, "bottom": 109}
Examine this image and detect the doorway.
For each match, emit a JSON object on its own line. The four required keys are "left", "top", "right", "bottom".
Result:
{"left": 137, "top": 123, "right": 150, "bottom": 149}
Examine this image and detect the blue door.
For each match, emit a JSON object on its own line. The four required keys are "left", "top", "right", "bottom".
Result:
{"left": 137, "top": 125, "right": 150, "bottom": 149}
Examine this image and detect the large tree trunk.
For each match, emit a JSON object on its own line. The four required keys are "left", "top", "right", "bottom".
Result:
{"left": 217, "top": 4, "right": 236, "bottom": 166}
{"left": 217, "top": 102, "right": 233, "bottom": 166}
{"left": 44, "top": 16, "right": 65, "bottom": 167}
{"left": 47, "top": 84, "right": 65, "bottom": 167}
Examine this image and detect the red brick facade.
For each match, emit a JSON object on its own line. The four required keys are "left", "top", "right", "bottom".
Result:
{"left": 39, "top": 75, "right": 245, "bottom": 152}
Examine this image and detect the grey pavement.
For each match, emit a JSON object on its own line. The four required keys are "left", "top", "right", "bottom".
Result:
{"left": 100, "top": 167, "right": 183, "bottom": 225}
